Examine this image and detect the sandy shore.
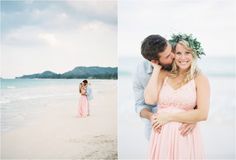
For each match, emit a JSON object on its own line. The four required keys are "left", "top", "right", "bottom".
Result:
{"left": 1, "top": 81, "right": 117, "bottom": 159}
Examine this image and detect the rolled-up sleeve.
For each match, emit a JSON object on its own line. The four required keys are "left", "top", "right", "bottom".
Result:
{"left": 133, "top": 63, "right": 152, "bottom": 117}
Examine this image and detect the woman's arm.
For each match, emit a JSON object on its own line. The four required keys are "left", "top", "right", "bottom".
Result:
{"left": 153, "top": 73, "right": 210, "bottom": 129}
{"left": 144, "top": 67, "right": 167, "bottom": 105}
{"left": 144, "top": 64, "right": 161, "bottom": 105}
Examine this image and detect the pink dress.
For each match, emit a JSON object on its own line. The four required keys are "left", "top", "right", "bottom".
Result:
{"left": 148, "top": 77, "right": 205, "bottom": 160}
{"left": 78, "top": 88, "right": 89, "bottom": 118}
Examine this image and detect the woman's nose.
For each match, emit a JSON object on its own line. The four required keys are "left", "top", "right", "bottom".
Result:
{"left": 180, "top": 54, "right": 187, "bottom": 59}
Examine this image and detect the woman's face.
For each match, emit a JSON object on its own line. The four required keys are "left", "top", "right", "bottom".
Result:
{"left": 174, "top": 43, "right": 193, "bottom": 71}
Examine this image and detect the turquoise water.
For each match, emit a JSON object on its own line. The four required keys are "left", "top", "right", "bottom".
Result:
{"left": 1, "top": 79, "right": 81, "bottom": 89}
{"left": 0, "top": 79, "right": 113, "bottom": 105}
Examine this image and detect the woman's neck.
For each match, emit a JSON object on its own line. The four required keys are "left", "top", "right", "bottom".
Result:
{"left": 178, "top": 70, "right": 187, "bottom": 77}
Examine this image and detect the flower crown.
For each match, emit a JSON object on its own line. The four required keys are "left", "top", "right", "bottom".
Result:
{"left": 169, "top": 33, "right": 205, "bottom": 58}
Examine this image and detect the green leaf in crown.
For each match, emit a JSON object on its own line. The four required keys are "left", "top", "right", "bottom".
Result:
{"left": 169, "top": 33, "right": 205, "bottom": 58}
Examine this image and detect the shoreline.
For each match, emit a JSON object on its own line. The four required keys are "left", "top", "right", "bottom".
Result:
{"left": 1, "top": 80, "right": 117, "bottom": 159}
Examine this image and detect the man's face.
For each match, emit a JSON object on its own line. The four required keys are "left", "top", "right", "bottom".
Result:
{"left": 158, "top": 43, "right": 174, "bottom": 70}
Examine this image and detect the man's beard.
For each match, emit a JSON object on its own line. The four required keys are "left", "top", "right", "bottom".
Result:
{"left": 159, "top": 62, "right": 172, "bottom": 71}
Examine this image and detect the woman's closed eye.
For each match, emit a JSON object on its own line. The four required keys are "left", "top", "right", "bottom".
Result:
{"left": 176, "top": 52, "right": 181, "bottom": 55}
{"left": 185, "top": 51, "right": 191, "bottom": 55}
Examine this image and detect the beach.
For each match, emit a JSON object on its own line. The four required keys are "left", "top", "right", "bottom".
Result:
{"left": 1, "top": 79, "right": 117, "bottom": 159}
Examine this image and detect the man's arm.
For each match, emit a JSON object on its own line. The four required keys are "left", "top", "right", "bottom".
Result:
{"left": 133, "top": 76, "right": 153, "bottom": 120}
{"left": 133, "top": 62, "right": 154, "bottom": 120}
{"left": 140, "top": 108, "right": 153, "bottom": 121}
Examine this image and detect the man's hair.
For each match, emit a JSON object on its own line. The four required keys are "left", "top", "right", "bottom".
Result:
{"left": 82, "top": 80, "right": 88, "bottom": 84}
{"left": 141, "top": 35, "right": 167, "bottom": 61}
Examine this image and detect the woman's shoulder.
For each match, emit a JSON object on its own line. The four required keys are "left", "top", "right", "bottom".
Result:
{"left": 159, "top": 70, "right": 169, "bottom": 77}
{"left": 194, "top": 72, "right": 209, "bottom": 86}
{"left": 159, "top": 70, "right": 170, "bottom": 82}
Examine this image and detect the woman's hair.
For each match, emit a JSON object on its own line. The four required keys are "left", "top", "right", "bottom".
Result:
{"left": 83, "top": 80, "right": 88, "bottom": 84}
{"left": 170, "top": 40, "right": 201, "bottom": 87}
{"left": 79, "top": 83, "right": 83, "bottom": 93}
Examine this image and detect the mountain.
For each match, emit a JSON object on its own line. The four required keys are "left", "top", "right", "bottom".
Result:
{"left": 16, "top": 66, "right": 117, "bottom": 79}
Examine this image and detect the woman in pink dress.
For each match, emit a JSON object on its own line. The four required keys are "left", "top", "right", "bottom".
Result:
{"left": 78, "top": 82, "right": 89, "bottom": 118}
{"left": 144, "top": 34, "right": 210, "bottom": 159}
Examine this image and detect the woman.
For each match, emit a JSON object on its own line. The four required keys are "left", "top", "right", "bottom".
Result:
{"left": 145, "top": 34, "right": 210, "bottom": 159}
{"left": 78, "top": 82, "right": 89, "bottom": 118}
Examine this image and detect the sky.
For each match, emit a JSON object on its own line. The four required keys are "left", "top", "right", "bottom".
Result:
{"left": 1, "top": 0, "right": 236, "bottom": 78}
{"left": 1, "top": 0, "right": 117, "bottom": 78}
{"left": 118, "top": 0, "right": 236, "bottom": 58}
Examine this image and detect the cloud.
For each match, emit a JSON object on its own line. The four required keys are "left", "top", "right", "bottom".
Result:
{"left": 66, "top": 0, "right": 117, "bottom": 25}
{"left": 1, "top": 21, "right": 117, "bottom": 78}
{"left": 38, "top": 33, "right": 59, "bottom": 47}
{"left": 1, "top": 0, "right": 117, "bottom": 34}
{"left": 3, "top": 26, "right": 43, "bottom": 46}
{"left": 66, "top": 0, "right": 116, "bottom": 16}
{"left": 1, "top": 1, "right": 117, "bottom": 78}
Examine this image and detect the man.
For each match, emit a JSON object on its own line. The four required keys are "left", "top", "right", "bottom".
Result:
{"left": 133, "top": 34, "right": 195, "bottom": 139}
{"left": 82, "top": 80, "right": 93, "bottom": 116}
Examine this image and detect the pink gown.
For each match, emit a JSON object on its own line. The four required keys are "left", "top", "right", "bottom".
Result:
{"left": 78, "top": 88, "right": 89, "bottom": 118}
{"left": 148, "top": 77, "right": 205, "bottom": 160}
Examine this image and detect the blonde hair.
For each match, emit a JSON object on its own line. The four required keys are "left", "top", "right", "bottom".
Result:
{"left": 170, "top": 40, "right": 201, "bottom": 87}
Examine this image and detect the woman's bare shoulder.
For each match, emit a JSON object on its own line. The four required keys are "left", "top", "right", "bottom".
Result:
{"left": 159, "top": 70, "right": 169, "bottom": 78}
{"left": 159, "top": 70, "right": 169, "bottom": 82}
{"left": 195, "top": 72, "right": 209, "bottom": 86}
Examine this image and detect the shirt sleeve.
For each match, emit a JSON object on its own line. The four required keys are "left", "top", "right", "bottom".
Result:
{"left": 87, "top": 87, "right": 93, "bottom": 100}
{"left": 133, "top": 62, "right": 152, "bottom": 117}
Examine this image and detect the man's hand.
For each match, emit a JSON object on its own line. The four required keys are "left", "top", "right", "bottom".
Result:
{"left": 152, "top": 112, "right": 171, "bottom": 132}
{"left": 151, "top": 114, "right": 161, "bottom": 133}
{"left": 145, "top": 113, "right": 161, "bottom": 133}
{"left": 152, "top": 113, "right": 171, "bottom": 134}
{"left": 179, "top": 123, "right": 197, "bottom": 136}
{"left": 140, "top": 108, "right": 154, "bottom": 121}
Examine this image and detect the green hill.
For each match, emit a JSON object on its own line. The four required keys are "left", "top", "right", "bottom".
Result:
{"left": 16, "top": 66, "right": 118, "bottom": 79}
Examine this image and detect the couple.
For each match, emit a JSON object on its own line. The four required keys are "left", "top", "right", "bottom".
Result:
{"left": 78, "top": 80, "right": 93, "bottom": 118}
{"left": 133, "top": 34, "right": 210, "bottom": 159}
